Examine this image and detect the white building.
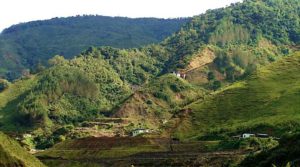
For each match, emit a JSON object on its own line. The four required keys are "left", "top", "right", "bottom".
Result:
{"left": 242, "top": 133, "right": 255, "bottom": 138}
{"left": 23, "top": 134, "right": 32, "bottom": 138}
{"left": 172, "top": 71, "right": 186, "bottom": 79}
{"left": 131, "top": 128, "right": 150, "bottom": 137}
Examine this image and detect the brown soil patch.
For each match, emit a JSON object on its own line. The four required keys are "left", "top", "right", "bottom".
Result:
{"left": 184, "top": 47, "right": 216, "bottom": 73}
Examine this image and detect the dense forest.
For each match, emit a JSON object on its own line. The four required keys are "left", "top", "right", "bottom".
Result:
{"left": 0, "top": 15, "right": 189, "bottom": 80}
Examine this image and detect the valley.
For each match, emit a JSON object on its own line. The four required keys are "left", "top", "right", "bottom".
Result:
{"left": 0, "top": 0, "right": 300, "bottom": 166}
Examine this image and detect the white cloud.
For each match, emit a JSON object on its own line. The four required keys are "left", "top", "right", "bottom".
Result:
{"left": 0, "top": 0, "right": 242, "bottom": 31}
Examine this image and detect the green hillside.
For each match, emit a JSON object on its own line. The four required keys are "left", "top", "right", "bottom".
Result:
{"left": 0, "top": 15, "right": 189, "bottom": 80}
{"left": 0, "top": 54, "right": 135, "bottom": 130}
{"left": 161, "top": 0, "right": 299, "bottom": 80}
{"left": 0, "top": 132, "right": 46, "bottom": 167}
{"left": 175, "top": 52, "right": 300, "bottom": 139}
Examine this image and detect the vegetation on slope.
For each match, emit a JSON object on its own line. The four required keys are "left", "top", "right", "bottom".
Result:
{"left": 16, "top": 55, "right": 132, "bottom": 128}
{"left": 1, "top": 0, "right": 299, "bottom": 81}
{"left": 175, "top": 52, "right": 300, "bottom": 139}
{"left": 0, "top": 0, "right": 299, "bottom": 152}
{"left": 114, "top": 74, "right": 205, "bottom": 129}
{"left": 39, "top": 0, "right": 294, "bottom": 92}
{"left": 161, "top": 0, "right": 299, "bottom": 80}
{"left": 0, "top": 46, "right": 167, "bottom": 148}
{"left": 0, "top": 54, "right": 131, "bottom": 148}
{"left": 82, "top": 46, "right": 163, "bottom": 85}
{"left": 0, "top": 76, "right": 38, "bottom": 131}
{"left": 0, "top": 132, "right": 46, "bottom": 167}
{"left": 0, "top": 15, "right": 189, "bottom": 80}
{"left": 240, "top": 132, "right": 300, "bottom": 167}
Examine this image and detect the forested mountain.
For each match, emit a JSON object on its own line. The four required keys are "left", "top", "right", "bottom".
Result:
{"left": 161, "top": 0, "right": 299, "bottom": 76}
{"left": 0, "top": 15, "right": 189, "bottom": 80}
{"left": 0, "top": 0, "right": 299, "bottom": 165}
{"left": 0, "top": 0, "right": 299, "bottom": 134}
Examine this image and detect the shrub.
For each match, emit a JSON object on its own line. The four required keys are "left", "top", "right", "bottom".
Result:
{"left": 53, "top": 125, "right": 74, "bottom": 136}
{"left": 212, "top": 81, "right": 221, "bottom": 90}
{"left": 146, "top": 99, "right": 153, "bottom": 105}
{"left": 154, "top": 109, "right": 163, "bottom": 118}
{"left": 0, "top": 79, "right": 9, "bottom": 92}
{"left": 153, "top": 92, "right": 170, "bottom": 102}
{"left": 207, "top": 72, "right": 215, "bottom": 81}
{"left": 170, "top": 83, "right": 181, "bottom": 92}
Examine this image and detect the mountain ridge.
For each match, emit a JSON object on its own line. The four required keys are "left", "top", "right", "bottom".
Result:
{"left": 0, "top": 15, "right": 189, "bottom": 80}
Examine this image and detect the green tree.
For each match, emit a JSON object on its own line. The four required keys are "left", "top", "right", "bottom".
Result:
{"left": 48, "top": 55, "right": 67, "bottom": 66}
{"left": 207, "top": 71, "right": 215, "bottom": 81}
{"left": 212, "top": 81, "right": 221, "bottom": 90}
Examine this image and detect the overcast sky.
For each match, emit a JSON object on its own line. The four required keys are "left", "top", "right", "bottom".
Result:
{"left": 0, "top": 0, "right": 242, "bottom": 31}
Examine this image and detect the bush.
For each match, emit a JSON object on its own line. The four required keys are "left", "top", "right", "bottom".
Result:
{"left": 207, "top": 72, "right": 215, "bottom": 81}
{"left": 218, "top": 139, "right": 242, "bottom": 150}
{"left": 56, "top": 135, "right": 66, "bottom": 142}
{"left": 170, "top": 83, "right": 181, "bottom": 92}
{"left": 197, "top": 134, "right": 229, "bottom": 141}
{"left": 34, "top": 135, "right": 55, "bottom": 149}
{"left": 146, "top": 99, "right": 153, "bottom": 105}
{"left": 153, "top": 92, "right": 170, "bottom": 102}
{"left": 53, "top": 125, "right": 74, "bottom": 136}
{"left": 0, "top": 79, "right": 9, "bottom": 92}
{"left": 154, "top": 109, "right": 163, "bottom": 118}
{"left": 212, "top": 81, "right": 221, "bottom": 90}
